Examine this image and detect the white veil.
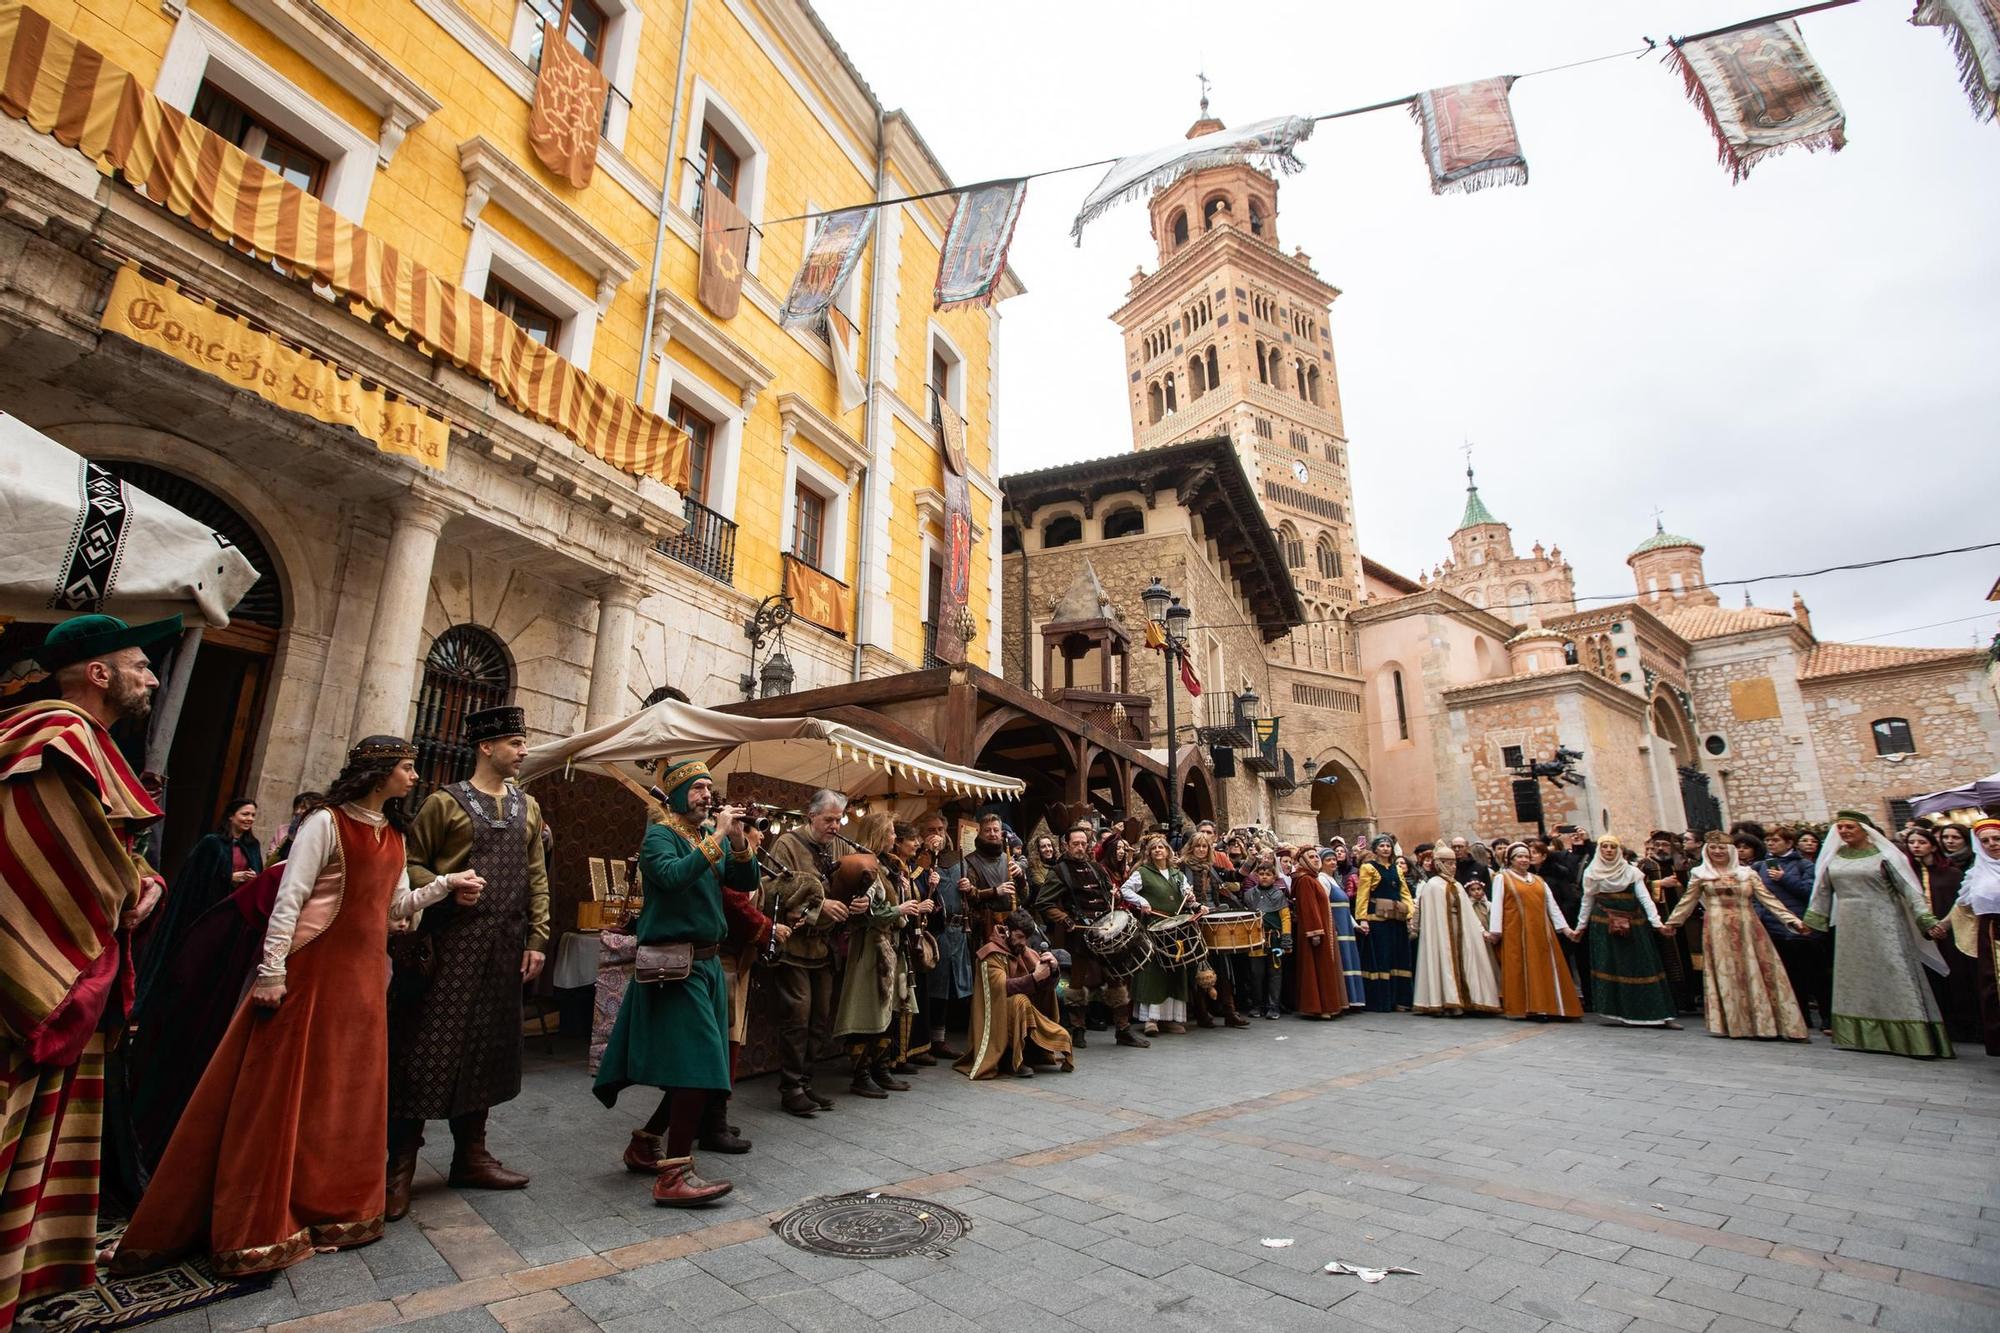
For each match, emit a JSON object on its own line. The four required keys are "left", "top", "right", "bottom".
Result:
{"left": 1813, "top": 820, "right": 1947, "bottom": 976}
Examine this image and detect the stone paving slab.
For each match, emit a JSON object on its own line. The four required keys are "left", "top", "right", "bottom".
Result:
{"left": 109, "top": 1013, "right": 2000, "bottom": 1331}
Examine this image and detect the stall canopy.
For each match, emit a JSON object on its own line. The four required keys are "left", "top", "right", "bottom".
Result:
{"left": 520, "top": 696, "right": 1025, "bottom": 808}
{"left": 1912, "top": 771, "right": 2000, "bottom": 818}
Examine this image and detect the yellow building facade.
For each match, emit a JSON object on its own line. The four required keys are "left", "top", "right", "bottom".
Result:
{"left": 0, "top": 0, "right": 1014, "bottom": 868}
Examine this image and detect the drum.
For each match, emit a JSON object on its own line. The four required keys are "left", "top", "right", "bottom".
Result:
{"left": 1200, "top": 910, "right": 1262, "bottom": 952}
{"left": 1147, "top": 913, "right": 1208, "bottom": 969}
{"left": 1081, "top": 908, "right": 1153, "bottom": 979}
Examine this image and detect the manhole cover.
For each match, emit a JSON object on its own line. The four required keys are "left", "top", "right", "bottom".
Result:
{"left": 772, "top": 1193, "right": 969, "bottom": 1259}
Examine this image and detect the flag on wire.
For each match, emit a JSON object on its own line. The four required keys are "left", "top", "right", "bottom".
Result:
{"left": 527, "top": 22, "right": 609, "bottom": 189}
{"left": 697, "top": 186, "right": 750, "bottom": 319}
{"left": 1667, "top": 20, "right": 1846, "bottom": 183}
{"left": 1143, "top": 618, "right": 1167, "bottom": 651}
{"left": 1410, "top": 77, "right": 1528, "bottom": 194}
{"left": 1071, "top": 115, "right": 1317, "bottom": 244}
{"left": 1912, "top": 0, "right": 2000, "bottom": 123}
{"left": 780, "top": 207, "right": 874, "bottom": 330}
{"left": 935, "top": 179, "right": 1027, "bottom": 309}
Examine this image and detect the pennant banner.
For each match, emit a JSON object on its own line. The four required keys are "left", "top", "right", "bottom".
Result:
{"left": 1071, "top": 114, "right": 1316, "bottom": 244}
{"left": 527, "top": 22, "right": 608, "bottom": 189}
{"left": 829, "top": 312, "right": 866, "bottom": 414}
{"left": 1668, "top": 20, "right": 1846, "bottom": 182}
{"left": 1411, "top": 77, "right": 1527, "bottom": 194}
{"left": 780, "top": 207, "right": 874, "bottom": 330}
{"left": 935, "top": 179, "right": 1027, "bottom": 309}
{"left": 1912, "top": 0, "right": 2000, "bottom": 123}
{"left": 698, "top": 185, "right": 751, "bottom": 319}
{"left": 784, "top": 552, "right": 851, "bottom": 636}
{"left": 103, "top": 268, "right": 449, "bottom": 468}
{"left": 933, "top": 397, "right": 974, "bottom": 664}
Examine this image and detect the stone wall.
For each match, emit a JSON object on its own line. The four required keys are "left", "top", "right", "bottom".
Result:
{"left": 1804, "top": 664, "right": 2000, "bottom": 826}
{"left": 1681, "top": 629, "right": 1825, "bottom": 825}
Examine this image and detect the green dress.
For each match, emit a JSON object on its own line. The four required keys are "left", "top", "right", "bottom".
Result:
{"left": 833, "top": 865, "right": 915, "bottom": 1040}
{"left": 1804, "top": 848, "right": 1952, "bottom": 1059}
{"left": 593, "top": 816, "right": 759, "bottom": 1101}
{"left": 1127, "top": 865, "right": 1191, "bottom": 1014}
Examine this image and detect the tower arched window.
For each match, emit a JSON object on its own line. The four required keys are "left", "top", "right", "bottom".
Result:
{"left": 1163, "top": 371, "right": 1178, "bottom": 414}
{"left": 1169, "top": 210, "right": 1188, "bottom": 247}
{"left": 1277, "top": 522, "right": 1304, "bottom": 570}
{"left": 1202, "top": 194, "right": 1229, "bottom": 230}
{"left": 414, "top": 625, "right": 513, "bottom": 792}
{"left": 1392, "top": 669, "right": 1410, "bottom": 741}
{"left": 1294, "top": 358, "right": 1309, "bottom": 402}
{"left": 1248, "top": 198, "right": 1266, "bottom": 236}
{"left": 1189, "top": 354, "right": 1206, "bottom": 397}
{"left": 1315, "top": 535, "right": 1337, "bottom": 578}
{"left": 1306, "top": 365, "right": 1322, "bottom": 405}
{"left": 1042, "top": 515, "right": 1082, "bottom": 549}
{"left": 1146, "top": 381, "right": 1163, "bottom": 424}
{"left": 1204, "top": 344, "right": 1218, "bottom": 390}
{"left": 1102, "top": 506, "right": 1144, "bottom": 539}
{"left": 1254, "top": 341, "right": 1268, "bottom": 384}
{"left": 1267, "top": 346, "right": 1283, "bottom": 387}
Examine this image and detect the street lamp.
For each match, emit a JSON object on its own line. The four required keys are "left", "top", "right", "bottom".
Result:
{"left": 1143, "top": 576, "right": 1192, "bottom": 839}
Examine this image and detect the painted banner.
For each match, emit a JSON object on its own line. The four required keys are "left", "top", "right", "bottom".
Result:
{"left": 527, "top": 22, "right": 608, "bottom": 188}
{"left": 1912, "top": 0, "right": 2000, "bottom": 122}
{"left": 932, "top": 397, "right": 973, "bottom": 664}
{"left": 1410, "top": 77, "right": 1527, "bottom": 194}
{"left": 101, "top": 268, "right": 449, "bottom": 468}
{"left": 780, "top": 207, "right": 873, "bottom": 330}
{"left": 1668, "top": 20, "right": 1846, "bottom": 182}
{"left": 935, "top": 179, "right": 1026, "bottom": 309}
{"left": 1072, "top": 115, "right": 1315, "bottom": 244}
{"left": 783, "top": 553, "right": 851, "bottom": 636}
{"left": 697, "top": 184, "right": 750, "bottom": 319}
{"left": 0, "top": 4, "right": 685, "bottom": 484}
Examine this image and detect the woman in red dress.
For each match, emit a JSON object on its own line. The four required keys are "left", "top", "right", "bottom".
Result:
{"left": 115, "top": 737, "right": 481, "bottom": 1277}
{"left": 1289, "top": 848, "right": 1348, "bottom": 1019}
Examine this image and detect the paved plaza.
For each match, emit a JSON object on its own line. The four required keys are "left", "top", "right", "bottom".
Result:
{"left": 144, "top": 1016, "right": 2000, "bottom": 1333}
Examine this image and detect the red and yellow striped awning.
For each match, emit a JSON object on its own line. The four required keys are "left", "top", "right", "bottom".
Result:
{"left": 0, "top": 2, "right": 688, "bottom": 488}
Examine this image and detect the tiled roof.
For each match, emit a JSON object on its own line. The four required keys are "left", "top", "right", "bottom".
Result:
{"left": 1658, "top": 606, "right": 1795, "bottom": 641}
{"left": 1631, "top": 525, "right": 1701, "bottom": 556}
{"left": 1799, "top": 642, "right": 1984, "bottom": 680}
{"left": 1456, "top": 483, "right": 1498, "bottom": 531}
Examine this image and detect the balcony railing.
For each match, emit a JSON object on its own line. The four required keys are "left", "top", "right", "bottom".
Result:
{"left": 922, "top": 621, "right": 944, "bottom": 670}
{"left": 1196, "top": 693, "right": 1252, "bottom": 748}
{"left": 656, "top": 494, "right": 737, "bottom": 584}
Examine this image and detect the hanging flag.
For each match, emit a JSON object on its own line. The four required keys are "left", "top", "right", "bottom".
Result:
{"left": 783, "top": 553, "right": 851, "bottom": 635}
{"left": 1912, "top": 0, "right": 2000, "bottom": 123}
{"left": 781, "top": 207, "right": 875, "bottom": 330}
{"left": 1143, "top": 617, "right": 1167, "bottom": 652}
{"left": 1668, "top": 20, "right": 1846, "bottom": 183}
{"left": 1179, "top": 654, "right": 1202, "bottom": 698}
{"left": 1252, "top": 716, "right": 1279, "bottom": 755}
{"left": 1071, "top": 115, "right": 1317, "bottom": 244}
{"left": 828, "top": 312, "right": 867, "bottom": 413}
{"left": 1410, "top": 77, "right": 1528, "bottom": 194}
{"left": 933, "top": 397, "right": 975, "bottom": 664}
{"left": 527, "top": 22, "right": 609, "bottom": 189}
{"left": 697, "top": 186, "right": 750, "bottom": 319}
{"left": 935, "top": 179, "right": 1027, "bottom": 309}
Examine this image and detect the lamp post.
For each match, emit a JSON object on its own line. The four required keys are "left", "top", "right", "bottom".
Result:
{"left": 1142, "top": 577, "right": 1193, "bottom": 839}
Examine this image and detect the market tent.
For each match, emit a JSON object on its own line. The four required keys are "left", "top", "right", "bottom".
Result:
{"left": 520, "top": 695, "right": 1024, "bottom": 809}
{"left": 1912, "top": 772, "right": 2000, "bottom": 817}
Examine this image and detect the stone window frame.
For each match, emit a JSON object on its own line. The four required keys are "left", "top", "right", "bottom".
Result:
{"left": 781, "top": 448, "right": 851, "bottom": 579}
{"left": 1870, "top": 717, "right": 1917, "bottom": 757}
{"left": 462, "top": 221, "right": 600, "bottom": 367}
{"left": 154, "top": 11, "right": 381, "bottom": 221}
{"left": 677, "top": 78, "right": 769, "bottom": 277}
{"left": 459, "top": 136, "right": 638, "bottom": 315}
{"left": 504, "top": 0, "right": 644, "bottom": 152}
{"left": 652, "top": 355, "right": 746, "bottom": 520}
{"left": 219, "top": 0, "right": 441, "bottom": 164}
{"left": 927, "top": 321, "right": 968, "bottom": 420}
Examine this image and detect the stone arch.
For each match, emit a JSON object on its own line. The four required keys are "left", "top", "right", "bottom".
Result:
{"left": 1169, "top": 209, "right": 1189, "bottom": 247}
{"left": 1101, "top": 505, "right": 1144, "bottom": 540}
{"left": 1310, "top": 750, "right": 1372, "bottom": 843}
{"left": 1177, "top": 756, "right": 1215, "bottom": 826}
{"left": 1201, "top": 192, "right": 1232, "bottom": 229}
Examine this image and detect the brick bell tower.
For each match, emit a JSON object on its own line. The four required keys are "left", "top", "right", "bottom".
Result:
{"left": 1109, "top": 109, "right": 1359, "bottom": 617}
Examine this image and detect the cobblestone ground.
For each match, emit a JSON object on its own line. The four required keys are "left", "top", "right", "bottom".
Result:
{"left": 141, "top": 1014, "right": 2000, "bottom": 1332}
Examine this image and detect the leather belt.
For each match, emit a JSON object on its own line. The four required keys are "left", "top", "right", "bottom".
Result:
{"left": 666, "top": 942, "right": 721, "bottom": 960}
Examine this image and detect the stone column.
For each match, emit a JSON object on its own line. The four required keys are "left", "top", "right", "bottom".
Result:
{"left": 585, "top": 578, "right": 642, "bottom": 727}
{"left": 350, "top": 495, "right": 451, "bottom": 740}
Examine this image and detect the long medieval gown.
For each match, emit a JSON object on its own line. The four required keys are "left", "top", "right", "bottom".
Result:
{"left": 1576, "top": 865, "right": 1678, "bottom": 1026}
{"left": 1353, "top": 859, "right": 1415, "bottom": 1011}
{"left": 1289, "top": 869, "right": 1348, "bottom": 1018}
{"left": 1662, "top": 869, "right": 1807, "bottom": 1041}
{"left": 1804, "top": 849, "right": 1952, "bottom": 1059}
{"left": 1323, "top": 873, "right": 1369, "bottom": 1009}
{"left": 116, "top": 805, "right": 452, "bottom": 1276}
{"left": 1491, "top": 870, "right": 1582, "bottom": 1020}
{"left": 1120, "top": 866, "right": 1193, "bottom": 1025}
{"left": 1411, "top": 875, "right": 1501, "bottom": 1016}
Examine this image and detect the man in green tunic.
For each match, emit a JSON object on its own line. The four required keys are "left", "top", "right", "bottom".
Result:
{"left": 593, "top": 759, "right": 762, "bottom": 1206}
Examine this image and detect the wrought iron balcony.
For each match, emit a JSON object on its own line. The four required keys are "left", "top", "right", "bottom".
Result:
{"left": 1242, "top": 724, "right": 1280, "bottom": 774}
{"left": 1196, "top": 692, "right": 1252, "bottom": 748}
{"left": 656, "top": 494, "right": 737, "bottom": 584}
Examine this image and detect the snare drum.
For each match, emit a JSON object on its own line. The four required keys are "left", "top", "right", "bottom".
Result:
{"left": 1200, "top": 910, "right": 1262, "bottom": 952}
{"left": 1081, "top": 908, "right": 1153, "bottom": 979}
{"left": 1147, "top": 913, "right": 1208, "bottom": 969}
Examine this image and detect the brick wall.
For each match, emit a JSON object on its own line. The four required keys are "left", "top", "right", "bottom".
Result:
{"left": 1804, "top": 664, "right": 2000, "bottom": 826}
{"left": 1682, "top": 631, "right": 1823, "bottom": 824}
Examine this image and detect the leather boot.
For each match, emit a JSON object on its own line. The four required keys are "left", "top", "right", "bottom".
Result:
{"left": 870, "top": 1062, "right": 910, "bottom": 1092}
{"left": 385, "top": 1134, "right": 422, "bottom": 1222}
{"left": 804, "top": 1083, "right": 835, "bottom": 1111}
{"left": 1115, "top": 1026, "right": 1151, "bottom": 1048}
{"left": 447, "top": 1111, "right": 529, "bottom": 1190}
{"left": 847, "top": 1051, "right": 887, "bottom": 1099}
{"left": 781, "top": 1087, "right": 818, "bottom": 1117}
{"left": 624, "top": 1130, "right": 666, "bottom": 1174}
{"left": 698, "top": 1098, "right": 751, "bottom": 1154}
{"left": 652, "top": 1157, "right": 732, "bottom": 1207}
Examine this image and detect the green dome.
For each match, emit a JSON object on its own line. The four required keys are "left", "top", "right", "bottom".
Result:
{"left": 1630, "top": 523, "right": 1701, "bottom": 557}
{"left": 1456, "top": 485, "right": 1498, "bottom": 531}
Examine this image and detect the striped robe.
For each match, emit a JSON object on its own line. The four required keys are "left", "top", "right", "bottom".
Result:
{"left": 0, "top": 700, "right": 156, "bottom": 1326}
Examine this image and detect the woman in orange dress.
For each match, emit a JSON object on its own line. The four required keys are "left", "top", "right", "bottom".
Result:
{"left": 1487, "top": 844, "right": 1582, "bottom": 1020}
{"left": 1661, "top": 832, "right": 1809, "bottom": 1041}
{"left": 115, "top": 737, "right": 481, "bottom": 1277}
{"left": 1289, "top": 848, "right": 1347, "bottom": 1019}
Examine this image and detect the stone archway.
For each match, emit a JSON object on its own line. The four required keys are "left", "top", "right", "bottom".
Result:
{"left": 1311, "top": 753, "right": 1373, "bottom": 844}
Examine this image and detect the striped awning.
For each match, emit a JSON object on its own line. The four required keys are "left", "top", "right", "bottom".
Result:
{"left": 0, "top": 2, "right": 688, "bottom": 488}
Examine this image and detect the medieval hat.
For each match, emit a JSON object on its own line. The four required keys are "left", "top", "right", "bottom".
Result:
{"left": 35, "top": 612, "right": 182, "bottom": 671}
{"left": 465, "top": 705, "right": 526, "bottom": 745}
{"left": 656, "top": 758, "right": 712, "bottom": 814}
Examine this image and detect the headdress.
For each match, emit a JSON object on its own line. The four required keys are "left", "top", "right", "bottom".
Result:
{"left": 348, "top": 735, "right": 416, "bottom": 763}
{"left": 1371, "top": 834, "right": 1395, "bottom": 852}
{"left": 1810, "top": 813, "right": 1946, "bottom": 976}
{"left": 1831, "top": 808, "right": 1878, "bottom": 830}
{"left": 1139, "top": 831, "right": 1172, "bottom": 860}
{"left": 1965, "top": 819, "right": 2000, "bottom": 917}
{"left": 656, "top": 758, "right": 711, "bottom": 814}
{"left": 35, "top": 612, "right": 183, "bottom": 671}
{"left": 465, "top": 704, "right": 526, "bottom": 744}
{"left": 1703, "top": 831, "right": 1731, "bottom": 847}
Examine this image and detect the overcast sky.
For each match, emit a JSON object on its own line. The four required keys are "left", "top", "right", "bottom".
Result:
{"left": 816, "top": 0, "right": 1998, "bottom": 651}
